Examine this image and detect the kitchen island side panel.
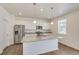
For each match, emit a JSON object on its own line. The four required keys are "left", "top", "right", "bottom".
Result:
{"left": 23, "top": 39, "right": 58, "bottom": 55}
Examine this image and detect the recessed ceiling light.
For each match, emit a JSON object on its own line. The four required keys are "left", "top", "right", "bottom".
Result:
{"left": 19, "top": 12, "right": 22, "bottom": 15}
{"left": 33, "top": 20, "right": 37, "bottom": 24}
{"left": 40, "top": 8, "right": 44, "bottom": 12}
{"left": 51, "top": 22, "right": 54, "bottom": 24}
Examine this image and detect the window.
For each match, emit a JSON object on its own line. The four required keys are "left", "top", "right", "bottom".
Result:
{"left": 58, "top": 19, "right": 67, "bottom": 34}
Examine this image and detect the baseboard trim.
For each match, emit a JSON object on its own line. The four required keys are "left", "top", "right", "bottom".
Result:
{"left": 59, "top": 42, "right": 79, "bottom": 52}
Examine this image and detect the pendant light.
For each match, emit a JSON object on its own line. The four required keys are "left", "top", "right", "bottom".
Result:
{"left": 50, "top": 7, "right": 54, "bottom": 25}
{"left": 33, "top": 3, "right": 37, "bottom": 24}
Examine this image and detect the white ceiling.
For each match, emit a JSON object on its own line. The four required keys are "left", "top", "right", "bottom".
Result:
{"left": 0, "top": 3, "right": 79, "bottom": 20}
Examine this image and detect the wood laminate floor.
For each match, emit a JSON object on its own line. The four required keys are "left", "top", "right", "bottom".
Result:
{"left": 1, "top": 43, "right": 79, "bottom": 55}
{"left": 1, "top": 43, "right": 23, "bottom": 55}
{"left": 41, "top": 44, "right": 79, "bottom": 55}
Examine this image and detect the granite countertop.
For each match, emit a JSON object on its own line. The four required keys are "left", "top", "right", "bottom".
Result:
{"left": 21, "top": 34, "right": 57, "bottom": 43}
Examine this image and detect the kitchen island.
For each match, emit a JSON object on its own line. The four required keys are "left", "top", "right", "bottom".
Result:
{"left": 21, "top": 34, "right": 58, "bottom": 55}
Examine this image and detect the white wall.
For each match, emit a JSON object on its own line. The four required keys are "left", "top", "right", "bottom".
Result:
{"left": 0, "top": 6, "right": 15, "bottom": 53}
{"left": 15, "top": 17, "right": 50, "bottom": 29}
{"left": 51, "top": 10, "right": 79, "bottom": 50}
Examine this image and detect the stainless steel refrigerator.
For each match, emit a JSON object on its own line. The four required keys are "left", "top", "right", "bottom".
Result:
{"left": 14, "top": 25, "right": 25, "bottom": 44}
